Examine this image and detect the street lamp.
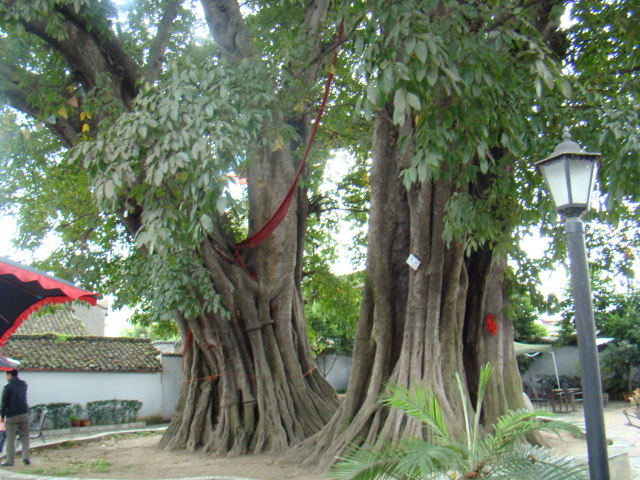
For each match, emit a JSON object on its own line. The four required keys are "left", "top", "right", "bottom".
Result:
{"left": 535, "top": 127, "right": 610, "bottom": 480}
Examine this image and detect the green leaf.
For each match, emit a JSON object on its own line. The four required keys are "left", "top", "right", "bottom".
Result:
{"left": 415, "top": 41, "right": 428, "bottom": 63}
{"left": 426, "top": 64, "right": 438, "bottom": 86}
{"left": 406, "top": 92, "right": 421, "bottom": 111}
{"left": 200, "top": 213, "right": 214, "bottom": 232}
{"left": 535, "top": 77, "right": 542, "bottom": 97}
{"left": 558, "top": 77, "right": 573, "bottom": 98}
{"left": 216, "top": 196, "right": 228, "bottom": 214}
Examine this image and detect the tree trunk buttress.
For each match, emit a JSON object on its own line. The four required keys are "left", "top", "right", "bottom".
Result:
{"left": 160, "top": 127, "right": 339, "bottom": 455}
{"left": 159, "top": 0, "right": 340, "bottom": 456}
{"left": 299, "top": 111, "right": 525, "bottom": 468}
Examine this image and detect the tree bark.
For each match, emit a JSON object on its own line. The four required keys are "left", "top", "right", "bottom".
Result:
{"left": 297, "top": 110, "right": 524, "bottom": 468}
{"left": 157, "top": 0, "right": 340, "bottom": 455}
{"left": 0, "top": 0, "right": 339, "bottom": 455}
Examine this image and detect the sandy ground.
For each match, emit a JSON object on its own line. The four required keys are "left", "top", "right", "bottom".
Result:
{"left": 18, "top": 402, "right": 640, "bottom": 480}
{"left": 14, "top": 433, "right": 330, "bottom": 480}
{"left": 6, "top": 429, "right": 594, "bottom": 480}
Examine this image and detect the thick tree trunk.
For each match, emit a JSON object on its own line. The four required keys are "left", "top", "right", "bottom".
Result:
{"left": 156, "top": 0, "right": 341, "bottom": 452}
{"left": 159, "top": 132, "right": 339, "bottom": 454}
{"left": 298, "top": 111, "right": 524, "bottom": 468}
{"left": 1, "top": 0, "right": 340, "bottom": 456}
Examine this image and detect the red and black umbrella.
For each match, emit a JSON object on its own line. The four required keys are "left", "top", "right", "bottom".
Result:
{"left": 0, "top": 257, "right": 99, "bottom": 345}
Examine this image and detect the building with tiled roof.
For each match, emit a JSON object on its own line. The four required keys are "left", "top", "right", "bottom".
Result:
{"left": 0, "top": 304, "right": 180, "bottom": 420}
{"left": 151, "top": 340, "right": 180, "bottom": 355}
{"left": 14, "top": 308, "right": 90, "bottom": 336}
{"left": 2, "top": 334, "right": 162, "bottom": 372}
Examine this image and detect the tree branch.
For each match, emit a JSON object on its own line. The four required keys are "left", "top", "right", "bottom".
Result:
{"left": 200, "top": 0, "right": 256, "bottom": 62}
{"left": 0, "top": 61, "right": 80, "bottom": 147}
{"left": 14, "top": 2, "right": 141, "bottom": 107}
{"left": 144, "top": 0, "right": 181, "bottom": 82}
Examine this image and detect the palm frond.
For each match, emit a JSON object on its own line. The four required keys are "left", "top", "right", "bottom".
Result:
{"left": 383, "top": 383, "right": 450, "bottom": 442}
{"left": 454, "top": 371, "right": 473, "bottom": 452}
{"left": 330, "top": 442, "right": 413, "bottom": 480}
{"left": 487, "top": 444, "right": 589, "bottom": 480}
{"left": 330, "top": 439, "right": 466, "bottom": 480}
{"left": 473, "top": 363, "right": 493, "bottom": 431}
{"left": 395, "top": 439, "right": 468, "bottom": 476}
{"left": 335, "top": 364, "right": 588, "bottom": 480}
{"left": 483, "top": 409, "right": 583, "bottom": 454}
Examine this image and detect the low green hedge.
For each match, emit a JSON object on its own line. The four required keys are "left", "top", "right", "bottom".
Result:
{"left": 29, "top": 403, "right": 75, "bottom": 429}
{"left": 86, "top": 400, "right": 142, "bottom": 425}
{"left": 30, "top": 399, "right": 142, "bottom": 427}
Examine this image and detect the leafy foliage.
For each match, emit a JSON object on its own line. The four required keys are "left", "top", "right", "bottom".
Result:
{"left": 601, "top": 340, "right": 640, "bottom": 393}
{"left": 557, "top": 285, "right": 640, "bottom": 393}
{"left": 510, "top": 292, "right": 548, "bottom": 345}
{"left": 85, "top": 399, "right": 142, "bottom": 425}
{"left": 71, "top": 55, "right": 273, "bottom": 253}
{"left": 304, "top": 270, "right": 363, "bottom": 355}
{"left": 331, "top": 364, "right": 588, "bottom": 479}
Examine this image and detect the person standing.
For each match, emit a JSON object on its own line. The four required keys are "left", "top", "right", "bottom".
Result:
{"left": 0, "top": 369, "right": 29, "bottom": 466}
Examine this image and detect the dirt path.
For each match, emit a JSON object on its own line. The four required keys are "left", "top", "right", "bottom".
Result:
{"left": 9, "top": 412, "right": 614, "bottom": 480}
{"left": 16, "top": 433, "right": 330, "bottom": 480}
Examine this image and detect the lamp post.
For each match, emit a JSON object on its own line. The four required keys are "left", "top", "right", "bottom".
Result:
{"left": 535, "top": 127, "right": 610, "bottom": 480}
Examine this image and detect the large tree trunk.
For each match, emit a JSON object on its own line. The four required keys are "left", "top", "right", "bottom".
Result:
{"left": 298, "top": 111, "right": 525, "bottom": 468}
{"left": 159, "top": 126, "right": 339, "bottom": 454}
{"left": 0, "top": 0, "right": 339, "bottom": 455}
{"left": 157, "top": 0, "right": 341, "bottom": 454}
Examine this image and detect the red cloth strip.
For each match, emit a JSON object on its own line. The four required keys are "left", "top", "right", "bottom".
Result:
{"left": 234, "top": 19, "right": 345, "bottom": 250}
{"left": 182, "top": 329, "right": 193, "bottom": 371}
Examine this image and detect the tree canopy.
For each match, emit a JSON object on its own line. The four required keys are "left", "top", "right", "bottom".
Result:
{"left": 0, "top": 0, "right": 639, "bottom": 466}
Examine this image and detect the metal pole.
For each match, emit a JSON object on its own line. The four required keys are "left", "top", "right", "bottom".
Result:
{"left": 550, "top": 351, "right": 561, "bottom": 388}
{"left": 565, "top": 215, "right": 610, "bottom": 480}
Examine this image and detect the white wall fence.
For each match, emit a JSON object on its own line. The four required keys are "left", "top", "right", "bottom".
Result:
{"left": 521, "top": 345, "right": 639, "bottom": 395}
{"left": 27, "top": 350, "right": 623, "bottom": 421}
{"left": 21, "top": 355, "right": 183, "bottom": 421}
{"left": 317, "top": 348, "right": 640, "bottom": 397}
{"left": 316, "top": 354, "right": 352, "bottom": 391}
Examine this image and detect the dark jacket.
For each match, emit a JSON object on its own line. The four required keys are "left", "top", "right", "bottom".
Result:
{"left": 1, "top": 377, "right": 28, "bottom": 418}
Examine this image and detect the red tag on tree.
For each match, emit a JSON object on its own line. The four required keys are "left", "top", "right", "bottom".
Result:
{"left": 485, "top": 314, "right": 498, "bottom": 336}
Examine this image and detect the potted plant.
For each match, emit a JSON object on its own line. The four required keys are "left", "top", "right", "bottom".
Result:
{"left": 80, "top": 418, "right": 91, "bottom": 427}
{"left": 69, "top": 416, "right": 81, "bottom": 427}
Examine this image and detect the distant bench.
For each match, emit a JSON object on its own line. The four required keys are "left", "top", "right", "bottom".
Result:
{"left": 623, "top": 407, "right": 640, "bottom": 428}
{"left": 16, "top": 408, "right": 47, "bottom": 443}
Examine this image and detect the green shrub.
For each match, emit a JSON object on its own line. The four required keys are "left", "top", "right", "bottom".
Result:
{"left": 536, "top": 374, "right": 582, "bottom": 391}
{"left": 86, "top": 400, "right": 142, "bottom": 425}
{"left": 31, "top": 403, "right": 74, "bottom": 428}
{"left": 139, "top": 414, "right": 164, "bottom": 424}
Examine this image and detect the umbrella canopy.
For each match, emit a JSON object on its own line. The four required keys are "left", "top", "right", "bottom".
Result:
{"left": 514, "top": 341, "right": 560, "bottom": 388}
{"left": 0, "top": 257, "right": 99, "bottom": 346}
{"left": 513, "top": 341, "right": 553, "bottom": 355}
{"left": 0, "top": 354, "right": 20, "bottom": 371}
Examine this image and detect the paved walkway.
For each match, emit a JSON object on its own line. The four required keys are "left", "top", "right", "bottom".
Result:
{"left": 0, "top": 403, "right": 638, "bottom": 480}
{"left": 561, "top": 400, "right": 640, "bottom": 478}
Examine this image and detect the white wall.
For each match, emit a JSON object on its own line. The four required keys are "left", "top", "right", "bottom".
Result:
{"left": 71, "top": 303, "right": 107, "bottom": 336}
{"left": 316, "top": 354, "right": 351, "bottom": 390}
{"left": 161, "top": 356, "right": 183, "bottom": 420}
{"left": 519, "top": 345, "right": 640, "bottom": 394}
{"left": 520, "top": 346, "right": 585, "bottom": 394}
{"left": 20, "top": 371, "right": 164, "bottom": 419}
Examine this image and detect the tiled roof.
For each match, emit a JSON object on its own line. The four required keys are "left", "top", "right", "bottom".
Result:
{"left": 0, "top": 334, "right": 162, "bottom": 372}
{"left": 15, "top": 308, "right": 90, "bottom": 336}
{"left": 151, "top": 341, "right": 179, "bottom": 354}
